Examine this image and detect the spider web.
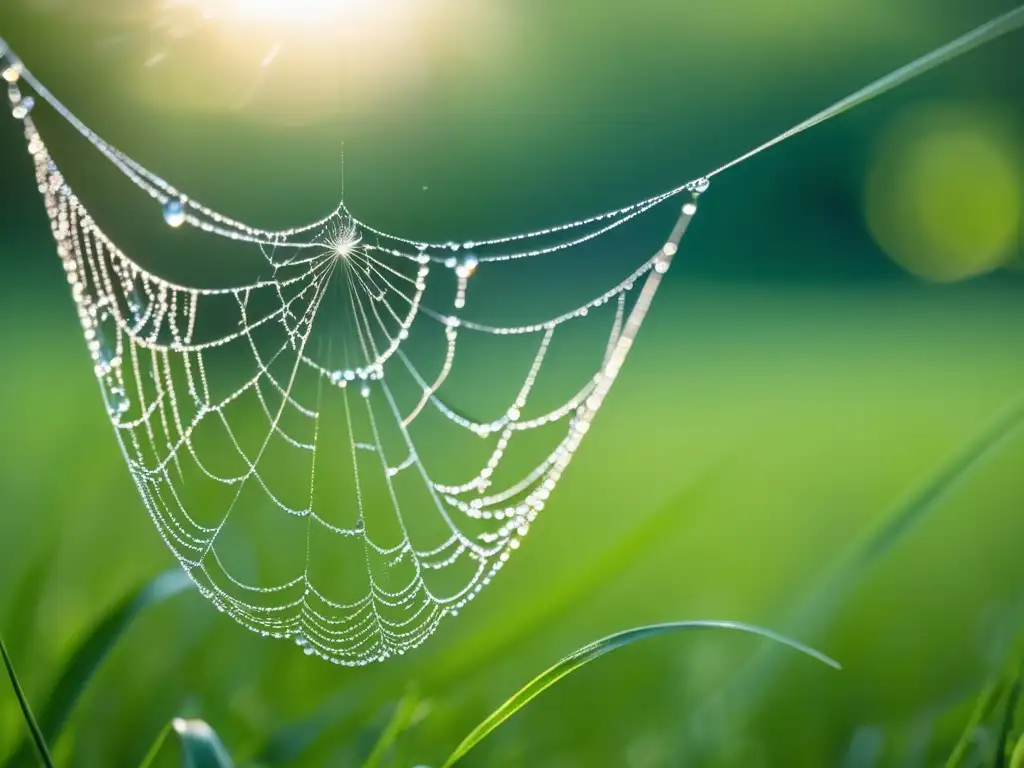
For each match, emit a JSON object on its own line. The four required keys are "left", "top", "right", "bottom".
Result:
{"left": 4, "top": 58, "right": 703, "bottom": 664}
{"left": 6, "top": 2, "right": 1021, "bottom": 663}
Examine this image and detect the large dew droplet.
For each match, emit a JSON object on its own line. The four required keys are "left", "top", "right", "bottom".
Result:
{"left": 162, "top": 199, "right": 186, "bottom": 228}
{"left": 1, "top": 57, "right": 22, "bottom": 84}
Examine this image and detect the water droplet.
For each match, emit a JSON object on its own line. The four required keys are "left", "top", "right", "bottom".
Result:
{"left": 360, "top": 384, "right": 371, "bottom": 398}
{"left": 127, "top": 290, "right": 145, "bottom": 321}
{"left": 162, "top": 198, "right": 186, "bottom": 227}
{"left": 93, "top": 326, "right": 119, "bottom": 375}
{"left": 11, "top": 95, "right": 33, "bottom": 120}
{"left": 1, "top": 58, "right": 22, "bottom": 84}
{"left": 355, "top": 518, "right": 365, "bottom": 532}
{"left": 106, "top": 387, "right": 130, "bottom": 419}
{"left": 303, "top": 646, "right": 315, "bottom": 656}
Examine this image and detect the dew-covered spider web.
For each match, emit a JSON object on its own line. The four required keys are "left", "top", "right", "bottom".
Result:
{"left": 1, "top": 5, "right": 1022, "bottom": 665}
{"left": 0, "top": 50, "right": 706, "bottom": 665}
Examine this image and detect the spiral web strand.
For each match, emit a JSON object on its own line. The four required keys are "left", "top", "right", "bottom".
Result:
{"left": 2, "top": 56, "right": 703, "bottom": 664}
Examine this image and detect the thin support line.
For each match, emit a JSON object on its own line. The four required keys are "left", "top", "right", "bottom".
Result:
{"left": 706, "top": 4, "right": 1024, "bottom": 179}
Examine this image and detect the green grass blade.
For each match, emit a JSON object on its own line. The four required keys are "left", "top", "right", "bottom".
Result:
{"left": 4, "top": 567, "right": 193, "bottom": 768}
{"left": 0, "top": 632, "right": 55, "bottom": 768}
{"left": 684, "top": 392, "right": 1024, "bottom": 760}
{"left": 39, "top": 568, "right": 192, "bottom": 740}
{"left": 996, "top": 677, "right": 1023, "bottom": 768}
{"left": 251, "top": 687, "right": 366, "bottom": 766}
{"left": 362, "top": 686, "right": 420, "bottom": 768}
{"left": 945, "top": 632, "right": 1024, "bottom": 768}
{"left": 441, "top": 620, "right": 839, "bottom": 768}
{"left": 1011, "top": 735, "right": 1024, "bottom": 768}
{"left": 137, "top": 723, "right": 172, "bottom": 768}
{"left": 945, "top": 678, "right": 1012, "bottom": 767}
{"left": 3, "top": 546, "right": 56, "bottom": 666}
{"left": 169, "top": 719, "right": 235, "bottom": 768}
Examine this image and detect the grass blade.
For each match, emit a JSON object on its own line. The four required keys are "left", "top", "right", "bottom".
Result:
{"left": 251, "top": 685, "right": 369, "bottom": 766}
{"left": 362, "top": 686, "right": 420, "bottom": 768}
{"left": 137, "top": 723, "right": 172, "bottom": 768}
{"left": 4, "top": 567, "right": 193, "bottom": 768}
{"left": 1011, "top": 735, "right": 1024, "bottom": 768}
{"left": 0, "top": 632, "right": 55, "bottom": 768}
{"left": 170, "top": 719, "right": 235, "bottom": 768}
{"left": 683, "top": 391, "right": 1024, "bottom": 760}
{"left": 946, "top": 677, "right": 1013, "bottom": 767}
{"left": 3, "top": 545, "right": 56, "bottom": 668}
{"left": 441, "top": 619, "right": 839, "bottom": 767}
{"left": 996, "top": 677, "right": 1023, "bottom": 768}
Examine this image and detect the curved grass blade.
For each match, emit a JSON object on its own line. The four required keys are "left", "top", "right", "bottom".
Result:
{"left": 251, "top": 688, "right": 364, "bottom": 767}
{"left": 684, "top": 391, "right": 1024, "bottom": 760}
{"left": 945, "top": 677, "right": 1013, "bottom": 768}
{"left": 362, "top": 686, "right": 420, "bottom": 768}
{"left": 441, "top": 620, "right": 839, "bottom": 768}
{"left": 169, "top": 719, "right": 235, "bottom": 768}
{"left": 4, "top": 567, "right": 193, "bottom": 768}
{"left": 3, "top": 544, "right": 56, "bottom": 668}
{"left": 0, "top": 632, "right": 55, "bottom": 768}
{"left": 996, "top": 676, "right": 1023, "bottom": 768}
{"left": 1011, "top": 735, "right": 1024, "bottom": 768}
{"left": 136, "top": 718, "right": 236, "bottom": 768}
{"left": 137, "top": 722, "right": 172, "bottom": 768}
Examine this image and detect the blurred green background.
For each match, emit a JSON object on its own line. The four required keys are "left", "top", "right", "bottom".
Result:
{"left": 1, "top": 0, "right": 1024, "bottom": 765}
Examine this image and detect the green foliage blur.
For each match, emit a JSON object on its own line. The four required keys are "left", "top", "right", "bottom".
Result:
{"left": 1, "top": 0, "right": 1024, "bottom": 765}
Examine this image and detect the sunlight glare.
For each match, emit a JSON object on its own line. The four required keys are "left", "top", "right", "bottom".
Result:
{"left": 141, "top": 0, "right": 515, "bottom": 119}
{"left": 222, "top": 0, "right": 380, "bottom": 25}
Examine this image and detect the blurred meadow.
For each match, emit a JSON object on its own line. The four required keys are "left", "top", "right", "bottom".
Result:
{"left": 1, "top": 0, "right": 1024, "bottom": 766}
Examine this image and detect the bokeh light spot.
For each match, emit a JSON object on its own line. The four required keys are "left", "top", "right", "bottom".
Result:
{"left": 865, "top": 103, "right": 1022, "bottom": 282}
